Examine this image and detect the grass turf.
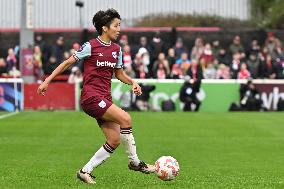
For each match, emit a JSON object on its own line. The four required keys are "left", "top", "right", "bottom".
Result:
{"left": 0, "top": 112, "right": 284, "bottom": 189}
{"left": 0, "top": 112, "right": 10, "bottom": 116}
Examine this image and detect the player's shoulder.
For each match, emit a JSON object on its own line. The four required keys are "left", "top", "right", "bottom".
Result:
{"left": 88, "top": 38, "right": 99, "bottom": 46}
{"left": 111, "top": 42, "right": 121, "bottom": 51}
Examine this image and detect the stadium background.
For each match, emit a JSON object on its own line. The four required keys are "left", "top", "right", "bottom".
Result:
{"left": 1, "top": 0, "right": 284, "bottom": 112}
{"left": 1, "top": 1, "right": 284, "bottom": 188}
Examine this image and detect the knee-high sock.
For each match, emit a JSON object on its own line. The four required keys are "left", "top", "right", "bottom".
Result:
{"left": 120, "top": 127, "right": 140, "bottom": 166}
{"left": 82, "top": 142, "right": 115, "bottom": 173}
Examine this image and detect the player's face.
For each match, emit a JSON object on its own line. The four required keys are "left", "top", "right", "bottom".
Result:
{"left": 107, "top": 18, "right": 121, "bottom": 40}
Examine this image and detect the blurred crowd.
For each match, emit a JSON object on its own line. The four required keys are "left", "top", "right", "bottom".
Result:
{"left": 120, "top": 31, "right": 284, "bottom": 80}
{"left": 1, "top": 31, "right": 284, "bottom": 82}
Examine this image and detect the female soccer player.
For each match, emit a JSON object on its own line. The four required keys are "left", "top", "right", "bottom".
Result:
{"left": 37, "top": 9, "right": 154, "bottom": 184}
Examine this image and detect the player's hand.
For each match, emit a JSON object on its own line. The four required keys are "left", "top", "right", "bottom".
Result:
{"left": 37, "top": 81, "right": 49, "bottom": 96}
{"left": 132, "top": 82, "right": 142, "bottom": 96}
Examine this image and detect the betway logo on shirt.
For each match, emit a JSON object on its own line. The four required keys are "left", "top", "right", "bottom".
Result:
{"left": 96, "top": 60, "right": 116, "bottom": 68}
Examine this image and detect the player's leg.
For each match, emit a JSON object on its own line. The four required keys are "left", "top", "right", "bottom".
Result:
{"left": 101, "top": 104, "right": 155, "bottom": 174}
{"left": 77, "top": 121, "right": 120, "bottom": 184}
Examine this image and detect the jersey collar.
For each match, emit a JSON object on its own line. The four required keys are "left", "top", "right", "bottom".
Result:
{"left": 97, "top": 37, "right": 112, "bottom": 46}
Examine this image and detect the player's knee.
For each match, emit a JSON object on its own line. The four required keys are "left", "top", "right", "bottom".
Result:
{"left": 121, "top": 112, "right": 132, "bottom": 127}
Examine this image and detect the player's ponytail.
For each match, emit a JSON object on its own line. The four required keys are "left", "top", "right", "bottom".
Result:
{"left": 92, "top": 9, "right": 121, "bottom": 35}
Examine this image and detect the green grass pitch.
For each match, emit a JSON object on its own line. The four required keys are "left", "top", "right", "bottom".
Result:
{"left": 0, "top": 112, "right": 284, "bottom": 189}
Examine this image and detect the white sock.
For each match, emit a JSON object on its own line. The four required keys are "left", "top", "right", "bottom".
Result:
{"left": 82, "top": 142, "right": 115, "bottom": 173}
{"left": 120, "top": 127, "right": 140, "bottom": 166}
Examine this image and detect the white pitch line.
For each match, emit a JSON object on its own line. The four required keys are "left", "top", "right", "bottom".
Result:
{"left": 0, "top": 112, "right": 19, "bottom": 120}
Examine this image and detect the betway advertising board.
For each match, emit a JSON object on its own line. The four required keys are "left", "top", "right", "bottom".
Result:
{"left": 75, "top": 79, "right": 284, "bottom": 112}
{"left": 254, "top": 82, "right": 284, "bottom": 110}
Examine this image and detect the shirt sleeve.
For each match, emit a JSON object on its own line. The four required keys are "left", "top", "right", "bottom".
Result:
{"left": 73, "top": 42, "right": 91, "bottom": 61}
{"left": 115, "top": 48, "right": 124, "bottom": 69}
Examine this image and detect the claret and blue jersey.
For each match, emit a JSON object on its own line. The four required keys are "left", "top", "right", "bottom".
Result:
{"left": 73, "top": 37, "right": 123, "bottom": 103}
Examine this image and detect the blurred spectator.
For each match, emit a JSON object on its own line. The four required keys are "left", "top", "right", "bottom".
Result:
{"left": 33, "top": 45, "right": 42, "bottom": 67}
{"left": 8, "top": 66, "right": 21, "bottom": 77}
{"left": 52, "top": 36, "right": 65, "bottom": 64}
{"left": 133, "top": 36, "right": 150, "bottom": 60}
{"left": 44, "top": 56, "right": 58, "bottom": 75}
{"left": 213, "top": 59, "right": 220, "bottom": 67}
{"left": 69, "top": 48, "right": 76, "bottom": 57}
{"left": 138, "top": 36, "right": 150, "bottom": 52}
{"left": 216, "top": 64, "right": 231, "bottom": 79}
{"left": 229, "top": 35, "right": 245, "bottom": 58}
{"left": 33, "top": 45, "right": 43, "bottom": 79}
{"left": 212, "top": 40, "right": 221, "bottom": 58}
{"left": 200, "top": 43, "right": 215, "bottom": 68}
{"left": 240, "top": 80, "right": 263, "bottom": 111}
{"left": 162, "top": 59, "right": 171, "bottom": 76}
{"left": 135, "top": 84, "right": 156, "bottom": 111}
{"left": 139, "top": 36, "right": 149, "bottom": 49}
{"left": 176, "top": 52, "right": 190, "bottom": 74}
{"left": 238, "top": 63, "right": 251, "bottom": 79}
{"left": 140, "top": 49, "right": 150, "bottom": 73}
{"left": 275, "top": 47, "right": 284, "bottom": 59}
{"left": 68, "top": 66, "right": 83, "bottom": 84}
{"left": 186, "top": 59, "right": 203, "bottom": 81}
{"left": 133, "top": 48, "right": 150, "bottom": 76}
{"left": 124, "top": 64, "right": 136, "bottom": 78}
{"left": 174, "top": 37, "right": 188, "bottom": 58}
{"left": 191, "top": 37, "right": 204, "bottom": 60}
{"left": 70, "top": 46, "right": 83, "bottom": 71}
{"left": 276, "top": 57, "right": 284, "bottom": 79}
{"left": 154, "top": 61, "right": 168, "bottom": 79}
{"left": 248, "top": 39, "right": 261, "bottom": 56}
{"left": 119, "top": 34, "right": 129, "bottom": 50}
{"left": 6, "top": 48, "right": 17, "bottom": 72}
{"left": 204, "top": 62, "right": 217, "bottom": 79}
{"left": 133, "top": 52, "right": 149, "bottom": 79}
{"left": 258, "top": 54, "right": 277, "bottom": 79}
{"left": 133, "top": 53, "right": 142, "bottom": 74}
{"left": 136, "top": 64, "right": 148, "bottom": 79}
{"left": 170, "top": 64, "right": 184, "bottom": 79}
{"left": 62, "top": 51, "right": 72, "bottom": 74}
{"left": 261, "top": 47, "right": 269, "bottom": 59}
{"left": 246, "top": 53, "right": 260, "bottom": 79}
{"left": 152, "top": 52, "right": 166, "bottom": 75}
{"left": 14, "top": 45, "right": 20, "bottom": 63}
{"left": 0, "top": 58, "right": 8, "bottom": 77}
{"left": 35, "top": 35, "right": 50, "bottom": 64}
{"left": 63, "top": 51, "right": 71, "bottom": 61}
{"left": 230, "top": 52, "right": 244, "bottom": 79}
{"left": 264, "top": 32, "right": 282, "bottom": 58}
{"left": 166, "top": 48, "right": 176, "bottom": 69}
{"left": 216, "top": 48, "right": 230, "bottom": 66}
{"left": 122, "top": 45, "right": 132, "bottom": 68}
{"left": 72, "top": 43, "right": 81, "bottom": 51}
{"left": 179, "top": 76, "right": 201, "bottom": 111}
{"left": 149, "top": 31, "right": 165, "bottom": 66}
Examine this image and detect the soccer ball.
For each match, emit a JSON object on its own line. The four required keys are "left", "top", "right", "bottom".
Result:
{"left": 154, "top": 156, "right": 180, "bottom": 181}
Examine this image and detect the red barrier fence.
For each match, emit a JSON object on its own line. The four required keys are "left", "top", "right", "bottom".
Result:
{"left": 24, "top": 83, "right": 75, "bottom": 110}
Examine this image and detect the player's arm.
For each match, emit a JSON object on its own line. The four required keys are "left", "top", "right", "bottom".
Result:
{"left": 114, "top": 68, "right": 142, "bottom": 96}
{"left": 37, "top": 56, "right": 77, "bottom": 96}
{"left": 37, "top": 42, "right": 91, "bottom": 96}
{"left": 114, "top": 48, "right": 142, "bottom": 96}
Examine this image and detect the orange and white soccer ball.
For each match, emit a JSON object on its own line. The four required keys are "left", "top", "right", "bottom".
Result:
{"left": 154, "top": 156, "right": 180, "bottom": 181}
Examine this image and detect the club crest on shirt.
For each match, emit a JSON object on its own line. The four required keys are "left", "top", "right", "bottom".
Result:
{"left": 98, "top": 100, "right": 106, "bottom": 108}
{"left": 112, "top": 51, "right": 118, "bottom": 59}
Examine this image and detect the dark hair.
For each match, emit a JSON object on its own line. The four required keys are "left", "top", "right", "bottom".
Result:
{"left": 92, "top": 9, "right": 121, "bottom": 35}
